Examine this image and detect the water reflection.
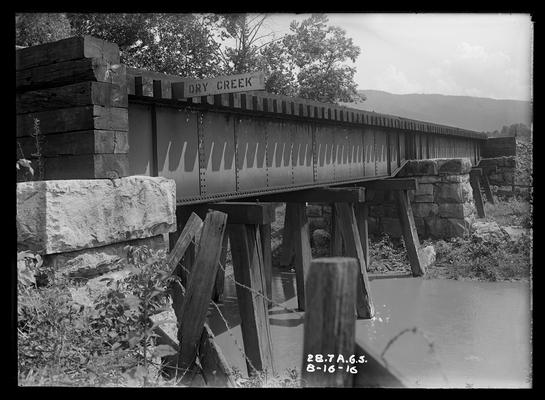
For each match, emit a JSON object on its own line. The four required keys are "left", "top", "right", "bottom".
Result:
{"left": 207, "top": 267, "right": 531, "bottom": 388}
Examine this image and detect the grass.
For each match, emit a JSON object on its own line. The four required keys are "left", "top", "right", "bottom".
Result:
{"left": 426, "top": 233, "right": 532, "bottom": 282}
{"left": 17, "top": 248, "right": 181, "bottom": 387}
{"left": 484, "top": 197, "right": 532, "bottom": 228}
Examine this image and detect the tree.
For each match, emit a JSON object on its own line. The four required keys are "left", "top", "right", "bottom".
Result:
{"left": 281, "top": 14, "right": 363, "bottom": 103}
{"left": 16, "top": 13, "right": 73, "bottom": 47}
{"left": 17, "top": 13, "right": 364, "bottom": 104}
{"left": 67, "top": 13, "right": 224, "bottom": 78}
{"left": 215, "top": 14, "right": 271, "bottom": 74}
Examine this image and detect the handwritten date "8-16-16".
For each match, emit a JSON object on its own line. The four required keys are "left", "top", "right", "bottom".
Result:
{"left": 306, "top": 354, "right": 367, "bottom": 364}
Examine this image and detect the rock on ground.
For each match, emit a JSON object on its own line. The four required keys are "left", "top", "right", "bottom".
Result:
{"left": 420, "top": 245, "right": 436, "bottom": 269}
{"left": 471, "top": 220, "right": 507, "bottom": 240}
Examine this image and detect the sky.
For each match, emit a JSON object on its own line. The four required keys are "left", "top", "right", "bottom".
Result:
{"left": 258, "top": 13, "right": 533, "bottom": 102}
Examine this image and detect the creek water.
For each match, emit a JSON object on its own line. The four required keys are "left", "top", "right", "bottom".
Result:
{"left": 207, "top": 267, "right": 531, "bottom": 388}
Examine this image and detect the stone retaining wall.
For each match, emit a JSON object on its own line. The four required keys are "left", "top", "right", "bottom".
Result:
{"left": 305, "top": 158, "right": 478, "bottom": 241}
{"left": 478, "top": 156, "right": 516, "bottom": 187}
{"left": 17, "top": 175, "right": 176, "bottom": 278}
{"left": 380, "top": 158, "right": 476, "bottom": 239}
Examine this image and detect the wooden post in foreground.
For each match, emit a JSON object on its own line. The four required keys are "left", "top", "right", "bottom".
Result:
{"left": 395, "top": 190, "right": 426, "bottom": 277}
{"left": 176, "top": 210, "right": 228, "bottom": 380}
{"left": 302, "top": 258, "right": 358, "bottom": 387}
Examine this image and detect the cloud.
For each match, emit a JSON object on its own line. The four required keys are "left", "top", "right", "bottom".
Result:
{"left": 423, "top": 42, "right": 531, "bottom": 100}
{"left": 374, "top": 65, "right": 422, "bottom": 94}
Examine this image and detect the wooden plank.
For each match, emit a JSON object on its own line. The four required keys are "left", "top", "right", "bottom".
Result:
{"left": 166, "top": 212, "right": 203, "bottom": 274}
{"left": 352, "top": 338, "right": 406, "bottom": 387}
{"left": 279, "top": 203, "right": 296, "bottom": 267}
{"left": 127, "top": 67, "right": 186, "bottom": 98}
{"left": 358, "top": 178, "right": 417, "bottom": 191}
{"left": 470, "top": 172, "right": 486, "bottom": 218}
{"left": 180, "top": 243, "right": 196, "bottom": 289}
{"left": 289, "top": 203, "right": 312, "bottom": 311}
{"left": 395, "top": 190, "right": 426, "bottom": 276}
{"left": 203, "top": 202, "right": 276, "bottom": 225}
{"left": 27, "top": 153, "right": 130, "bottom": 180}
{"left": 17, "top": 58, "right": 126, "bottom": 91}
{"left": 212, "top": 233, "right": 228, "bottom": 303}
{"left": 301, "top": 257, "right": 358, "bottom": 387}
{"left": 149, "top": 310, "right": 235, "bottom": 387}
{"left": 17, "top": 106, "right": 128, "bottom": 137}
{"left": 480, "top": 173, "right": 495, "bottom": 205}
{"left": 227, "top": 223, "right": 274, "bottom": 374}
{"left": 198, "top": 324, "right": 237, "bottom": 387}
{"left": 259, "top": 223, "right": 273, "bottom": 307}
{"left": 355, "top": 203, "right": 370, "bottom": 268}
{"left": 16, "top": 81, "right": 127, "bottom": 114}
{"left": 16, "top": 35, "right": 120, "bottom": 71}
{"left": 16, "top": 130, "right": 129, "bottom": 157}
{"left": 176, "top": 210, "right": 228, "bottom": 376}
{"left": 334, "top": 203, "right": 375, "bottom": 319}
{"left": 251, "top": 187, "right": 365, "bottom": 203}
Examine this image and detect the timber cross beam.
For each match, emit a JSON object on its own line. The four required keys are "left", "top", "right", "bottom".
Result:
{"left": 354, "top": 178, "right": 418, "bottom": 191}
{"left": 197, "top": 202, "right": 277, "bottom": 225}
{"left": 247, "top": 187, "right": 366, "bottom": 203}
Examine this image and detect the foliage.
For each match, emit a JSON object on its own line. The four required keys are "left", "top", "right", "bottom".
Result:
{"left": 231, "top": 367, "right": 300, "bottom": 388}
{"left": 368, "top": 234, "right": 410, "bottom": 274}
{"left": 430, "top": 233, "right": 532, "bottom": 282}
{"left": 66, "top": 13, "right": 362, "bottom": 103}
{"left": 16, "top": 159, "right": 33, "bottom": 176}
{"left": 215, "top": 14, "right": 271, "bottom": 75}
{"left": 484, "top": 198, "right": 532, "bottom": 228}
{"left": 486, "top": 123, "right": 531, "bottom": 139}
{"left": 17, "top": 246, "right": 178, "bottom": 386}
{"left": 67, "top": 13, "right": 224, "bottom": 79}
{"left": 16, "top": 13, "right": 73, "bottom": 47}
{"left": 18, "top": 12, "right": 365, "bottom": 104}
{"left": 282, "top": 14, "right": 363, "bottom": 103}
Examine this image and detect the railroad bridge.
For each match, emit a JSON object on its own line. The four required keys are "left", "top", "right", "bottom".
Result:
{"left": 16, "top": 36, "right": 517, "bottom": 386}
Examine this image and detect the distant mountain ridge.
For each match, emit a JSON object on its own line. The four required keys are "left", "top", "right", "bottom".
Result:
{"left": 346, "top": 90, "right": 531, "bottom": 133}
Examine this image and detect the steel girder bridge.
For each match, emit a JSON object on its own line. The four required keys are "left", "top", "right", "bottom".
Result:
{"left": 126, "top": 68, "right": 486, "bottom": 205}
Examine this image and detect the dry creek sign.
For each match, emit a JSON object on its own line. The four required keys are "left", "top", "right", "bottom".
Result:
{"left": 172, "top": 71, "right": 265, "bottom": 98}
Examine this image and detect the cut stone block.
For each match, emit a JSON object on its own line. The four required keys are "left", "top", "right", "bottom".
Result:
{"left": 416, "top": 176, "right": 441, "bottom": 184}
{"left": 17, "top": 176, "right": 176, "bottom": 255}
{"left": 413, "top": 203, "right": 439, "bottom": 218}
{"left": 438, "top": 203, "right": 465, "bottom": 219}
{"left": 398, "top": 159, "right": 438, "bottom": 176}
{"left": 435, "top": 158, "right": 472, "bottom": 175}
{"left": 435, "top": 183, "right": 463, "bottom": 203}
